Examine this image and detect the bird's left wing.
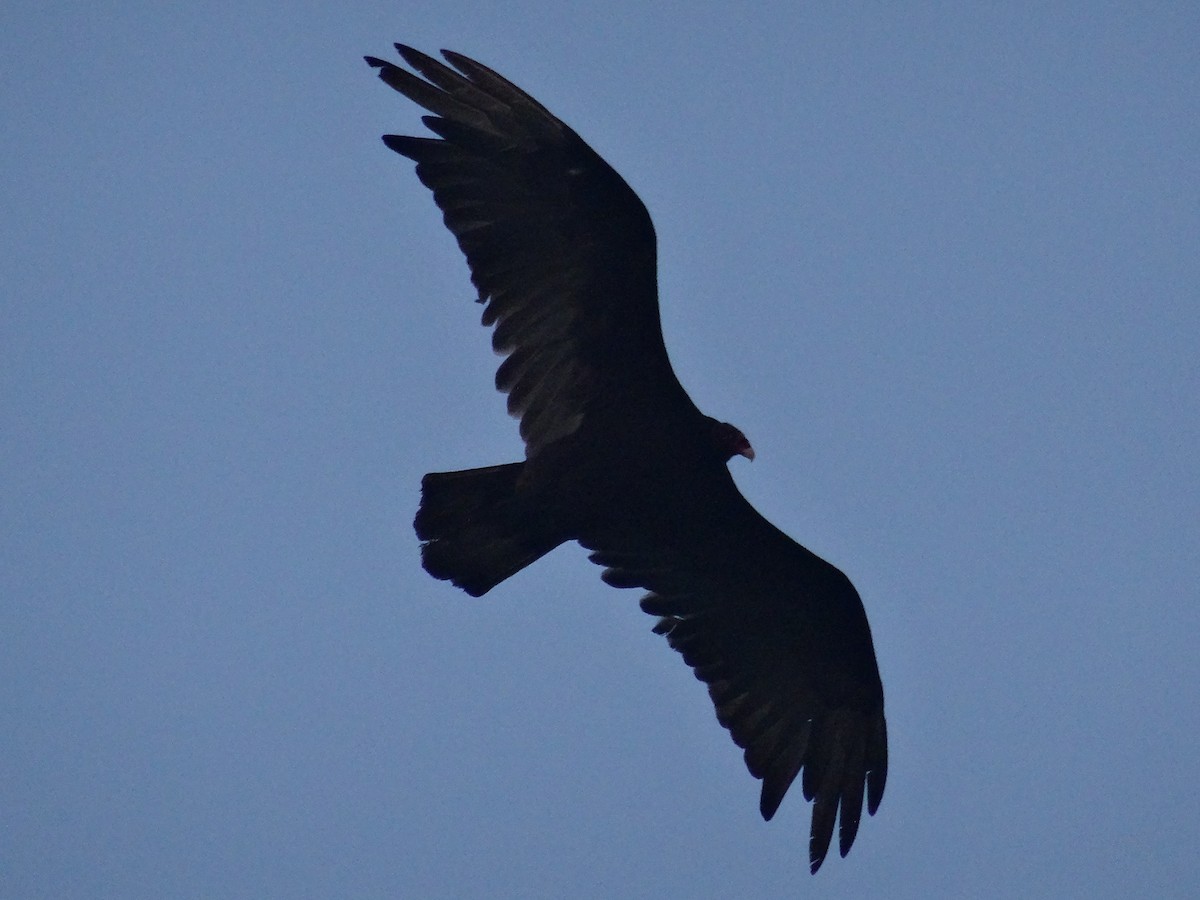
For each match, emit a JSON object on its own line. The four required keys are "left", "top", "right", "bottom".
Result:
{"left": 367, "top": 46, "right": 692, "bottom": 456}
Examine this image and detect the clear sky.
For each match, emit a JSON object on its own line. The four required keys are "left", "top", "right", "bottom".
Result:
{"left": 4, "top": 2, "right": 1198, "bottom": 898}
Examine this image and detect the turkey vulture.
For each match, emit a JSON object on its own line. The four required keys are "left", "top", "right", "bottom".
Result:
{"left": 367, "top": 44, "right": 887, "bottom": 873}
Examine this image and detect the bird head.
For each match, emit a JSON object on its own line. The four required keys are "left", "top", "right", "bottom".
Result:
{"left": 708, "top": 418, "right": 755, "bottom": 463}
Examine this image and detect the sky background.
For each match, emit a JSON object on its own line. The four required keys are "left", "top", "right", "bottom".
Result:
{"left": 4, "top": 2, "right": 1198, "bottom": 898}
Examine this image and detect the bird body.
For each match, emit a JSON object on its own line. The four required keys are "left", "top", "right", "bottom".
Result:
{"left": 368, "top": 44, "right": 887, "bottom": 872}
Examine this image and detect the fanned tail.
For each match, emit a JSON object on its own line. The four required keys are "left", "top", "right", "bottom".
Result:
{"left": 414, "top": 463, "right": 564, "bottom": 596}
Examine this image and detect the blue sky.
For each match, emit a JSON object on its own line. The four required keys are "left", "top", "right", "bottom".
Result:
{"left": 4, "top": 3, "right": 1198, "bottom": 897}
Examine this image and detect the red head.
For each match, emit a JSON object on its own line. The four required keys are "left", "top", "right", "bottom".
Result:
{"left": 707, "top": 418, "right": 755, "bottom": 463}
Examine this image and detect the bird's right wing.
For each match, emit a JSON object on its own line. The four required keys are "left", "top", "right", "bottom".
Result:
{"left": 585, "top": 478, "right": 887, "bottom": 873}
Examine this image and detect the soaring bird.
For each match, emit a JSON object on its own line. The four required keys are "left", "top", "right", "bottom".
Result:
{"left": 366, "top": 44, "right": 887, "bottom": 873}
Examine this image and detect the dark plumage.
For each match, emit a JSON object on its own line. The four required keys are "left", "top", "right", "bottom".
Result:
{"left": 367, "top": 44, "right": 887, "bottom": 873}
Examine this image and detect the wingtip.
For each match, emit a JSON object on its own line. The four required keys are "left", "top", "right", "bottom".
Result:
{"left": 758, "top": 787, "right": 782, "bottom": 822}
{"left": 867, "top": 767, "right": 886, "bottom": 816}
{"left": 838, "top": 812, "right": 862, "bottom": 859}
{"left": 809, "top": 846, "right": 829, "bottom": 875}
{"left": 395, "top": 43, "right": 434, "bottom": 70}
{"left": 808, "top": 834, "right": 833, "bottom": 874}
{"left": 809, "top": 840, "right": 827, "bottom": 875}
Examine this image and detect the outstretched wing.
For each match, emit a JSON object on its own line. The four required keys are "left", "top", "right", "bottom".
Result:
{"left": 587, "top": 479, "right": 887, "bottom": 874}
{"left": 367, "top": 46, "right": 692, "bottom": 456}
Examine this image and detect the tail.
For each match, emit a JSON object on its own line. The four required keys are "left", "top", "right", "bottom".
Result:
{"left": 414, "top": 462, "right": 565, "bottom": 596}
